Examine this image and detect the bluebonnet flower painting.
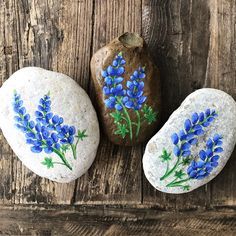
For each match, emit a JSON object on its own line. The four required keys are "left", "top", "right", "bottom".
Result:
{"left": 101, "top": 52, "right": 157, "bottom": 140}
{"left": 158, "top": 109, "right": 223, "bottom": 191}
{"left": 13, "top": 91, "right": 87, "bottom": 170}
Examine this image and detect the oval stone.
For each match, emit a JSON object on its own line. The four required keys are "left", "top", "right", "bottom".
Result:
{"left": 143, "top": 88, "right": 236, "bottom": 193}
{"left": 91, "top": 32, "right": 161, "bottom": 146}
{"left": 0, "top": 67, "right": 100, "bottom": 183}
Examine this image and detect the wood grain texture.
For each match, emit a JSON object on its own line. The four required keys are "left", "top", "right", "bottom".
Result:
{"left": 0, "top": 0, "right": 94, "bottom": 204}
{"left": 0, "top": 0, "right": 235, "bottom": 226}
{"left": 74, "top": 0, "right": 143, "bottom": 204}
{"left": 142, "top": 0, "right": 236, "bottom": 209}
{"left": 0, "top": 205, "right": 235, "bottom": 235}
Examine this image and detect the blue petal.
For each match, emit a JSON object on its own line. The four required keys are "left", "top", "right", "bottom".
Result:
{"left": 35, "top": 111, "right": 43, "bottom": 118}
{"left": 196, "top": 161, "right": 205, "bottom": 168}
{"left": 101, "top": 70, "right": 107, "bottom": 77}
{"left": 182, "top": 150, "right": 191, "bottom": 157}
{"left": 68, "top": 136, "right": 74, "bottom": 144}
{"left": 188, "top": 138, "right": 198, "bottom": 145}
{"left": 115, "top": 104, "right": 123, "bottom": 111}
{"left": 207, "top": 117, "right": 215, "bottom": 122}
{"left": 205, "top": 108, "right": 211, "bottom": 116}
{"left": 69, "top": 126, "right": 76, "bottom": 135}
{"left": 184, "top": 119, "right": 191, "bottom": 132}
{"left": 112, "top": 59, "right": 118, "bottom": 67}
{"left": 189, "top": 170, "right": 197, "bottom": 178}
{"left": 179, "top": 130, "right": 186, "bottom": 141}
{"left": 213, "top": 134, "right": 222, "bottom": 143}
{"left": 51, "top": 133, "right": 58, "bottom": 143}
{"left": 114, "top": 77, "right": 123, "bottom": 83}
{"left": 29, "top": 121, "right": 35, "bottom": 129}
{"left": 214, "top": 147, "right": 223, "bottom": 153}
{"left": 194, "top": 129, "right": 204, "bottom": 136}
{"left": 19, "top": 107, "right": 26, "bottom": 115}
{"left": 211, "top": 161, "right": 218, "bottom": 167}
{"left": 35, "top": 123, "right": 41, "bottom": 132}
{"left": 125, "top": 101, "right": 134, "bottom": 109}
{"left": 44, "top": 147, "right": 53, "bottom": 154}
{"left": 52, "top": 115, "right": 59, "bottom": 124}
{"left": 181, "top": 142, "right": 191, "bottom": 151}
{"left": 171, "top": 133, "right": 179, "bottom": 145}
{"left": 31, "top": 146, "right": 42, "bottom": 153}
{"left": 211, "top": 155, "right": 220, "bottom": 162}
{"left": 191, "top": 112, "right": 199, "bottom": 124}
{"left": 138, "top": 96, "right": 147, "bottom": 104}
{"left": 199, "top": 150, "right": 207, "bottom": 161}
{"left": 199, "top": 112, "right": 205, "bottom": 122}
{"left": 206, "top": 138, "right": 214, "bottom": 149}
{"left": 116, "top": 67, "right": 125, "bottom": 76}
{"left": 173, "top": 146, "right": 181, "bottom": 157}
{"left": 105, "top": 76, "right": 112, "bottom": 85}
{"left": 206, "top": 149, "right": 213, "bottom": 158}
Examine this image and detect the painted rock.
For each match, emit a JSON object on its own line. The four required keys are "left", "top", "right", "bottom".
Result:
{"left": 143, "top": 88, "right": 236, "bottom": 194}
{"left": 91, "top": 32, "right": 161, "bottom": 146}
{"left": 0, "top": 67, "right": 100, "bottom": 183}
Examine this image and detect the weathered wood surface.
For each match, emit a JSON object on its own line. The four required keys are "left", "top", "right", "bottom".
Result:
{"left": 0, "top": 0, "right": 236, "bottom": 234}
{"left": 0, "top": 205, "right": 235, "bottom": 236}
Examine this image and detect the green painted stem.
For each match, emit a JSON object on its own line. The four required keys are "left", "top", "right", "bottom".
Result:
{"left": 52, "top": 148, "right": 72, "bottom": 170}
{"left": 160, "top": 156, "right": 181, "bottom": 181}
{"left": 117, "top": 97, "right": 133, "bottom": 140}
{"left": 135, "top": 110, "right": 141, "bottom": 137}
{"left": 70, "top": 144, "right": 77, "bottom": 160}
{"left": 166, "top": 178, "right": 190, "bottom": 187}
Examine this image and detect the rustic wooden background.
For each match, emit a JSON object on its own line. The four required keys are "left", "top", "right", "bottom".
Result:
{"left": 0, "top": 0, "right": 236, "bottom": 235}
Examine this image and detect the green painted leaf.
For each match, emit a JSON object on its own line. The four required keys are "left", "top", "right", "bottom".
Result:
{"left": 159, "top": 149, "right": 171, "bottom": 162}
{"left": 114, "top": 123, "right": 129, "bottom": 138}
{"left": 111, "top": 110, "right": 123, "bottom": 123}
{"left": 174, "top": 170, "right": 185, "bottom": 179}
{"left": 141, "top": 104, "right": 157, "bottom": 124}
{"left": 76, "top": 129, "right": 88, "bottom": 141}
{"left": 182, "top": 185, "right": 190, "bottom": 191}
{"left": 41, "top": 157, "right": 54, "bottom": 169}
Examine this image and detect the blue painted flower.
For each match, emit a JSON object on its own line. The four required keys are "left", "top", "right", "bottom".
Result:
{"left": 171, "top": 109, "right": 218, "bottom": 158}
{"left": 187, "top": 134, "right": 223, "bottom": 179}
{"left": 14, "top": 92, "right": 76, "bottom": 154}
{"left": 101, "top": 52, "right": 126, "bottom": 111}
{"left": 123, "top": 67, "right": 147, "bottom": 110}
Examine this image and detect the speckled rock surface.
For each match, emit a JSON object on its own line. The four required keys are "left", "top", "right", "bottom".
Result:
{"left": 91, "top": 32, "right": 161, "bottom": 146}
{"left": 143, "top": 88, "right": 236, "bottom": 194}
{"left": 0, "top": 67, "right": 100, "bottom": 183}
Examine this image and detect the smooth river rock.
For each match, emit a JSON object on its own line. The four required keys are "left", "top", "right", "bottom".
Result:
{"left": 0, "top": 67, "right": 100, "bottom": 183}
{"left": 91, "top": 32, "right": 161, "bottom": 146}
{"left": 143, "top": 88, "right": 236, "bottom": 194}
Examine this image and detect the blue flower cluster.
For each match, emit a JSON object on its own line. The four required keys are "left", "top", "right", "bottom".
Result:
{"left": 187, "top": 134, "right": 223, "bottom": 179}
{"left": 101, "top": 53, "right": 147, "bottom": 111}
{"left": 171, "top": 109, "right": 218, "bottom": 157}
{"left": 102, "top": 53, "right": 126, "bottom": 111}
{"left": 13, "top": 92, "right": 76, "bottom": 154}
{"left": 123, "top": 67, "right": 147, "bottom": 110}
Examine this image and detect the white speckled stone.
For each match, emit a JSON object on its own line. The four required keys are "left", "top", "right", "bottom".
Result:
{"left": 0, "top": 67, "right": 100, "bottom": 183}
{"left": 143, "top": 88, "right": 236, "bottom": 194}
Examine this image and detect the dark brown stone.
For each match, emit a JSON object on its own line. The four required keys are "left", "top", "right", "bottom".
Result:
{"left": 91, "top": 32, "right": 161, "bottom": 146}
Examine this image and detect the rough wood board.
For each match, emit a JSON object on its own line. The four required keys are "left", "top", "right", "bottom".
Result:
{"left": 0, "top": 0, "right": 235, "bottom": 209}
{"left": 0, "top": 0, "right": 94, "bottom": 204}
{"left": 75, "top": 0, "right": 143, "bottom": 204}
{"left": 0, "top": 206, "right": 235, "bottom": 235}
{"left": 142, "top": 0, "right": 236, "bottom": 208}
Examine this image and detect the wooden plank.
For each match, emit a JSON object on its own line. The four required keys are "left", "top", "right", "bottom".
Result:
{"left": 0, "top": 206, "right": 235, "bottom": 235}
{"left": 141, "top": 0, "right": 236, "bottom": 208}
{"left": 75, "top": 0, "right": 143, "bottom": 204}
{"left": 0, "top": 0, "right": 94, "bottom": 204}
{"left": 207, "top": 0, "right": 236, "bottom": 207}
